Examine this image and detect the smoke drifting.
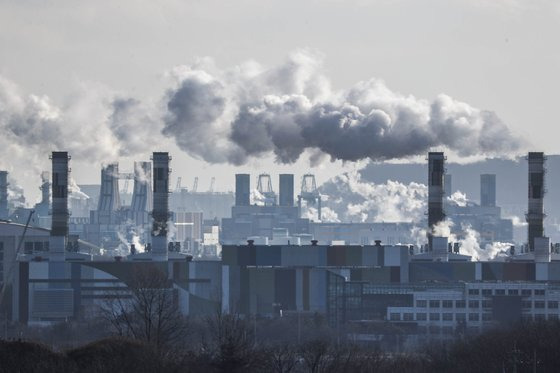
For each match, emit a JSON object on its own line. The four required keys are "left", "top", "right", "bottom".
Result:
{"left": 163, "top": 50, "right": 524, "bottom": 165}
{"left": 317, "top": 170, "right": 427, "bottom": 223}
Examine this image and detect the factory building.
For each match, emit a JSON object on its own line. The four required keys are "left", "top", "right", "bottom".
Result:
{"left": 221, "top": 174, "right": 310, "bottom": 244}
{"left": 8, "top": 151, "right": 221, "bottom": 324}
{"left": 309, "top": 222, "right": 415, "bottom": 245}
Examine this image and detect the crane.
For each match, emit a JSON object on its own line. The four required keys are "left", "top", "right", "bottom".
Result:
{"left": 176, "top": 177, "right": 182, "bottom": 192}
{"left": 192, "top": 177, "right": 198, "bottom": 193}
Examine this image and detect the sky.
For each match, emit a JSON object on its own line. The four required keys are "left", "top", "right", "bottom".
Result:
{"left": 0, "top": 0, "right": 559, "bottom": 201}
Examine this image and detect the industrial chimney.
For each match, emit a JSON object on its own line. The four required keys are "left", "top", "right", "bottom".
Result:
{"left": 131, "top": 161, "right": 152, "bottom": 213}
{"left": 279, "top": 174, "right": 294, "bottom": 207}
{"left": 526, "top": 152, "right": 545, "bottom": 252}
{"left": 235, "top": 174, "right": 250, "bottom": 206}
{"left": 0, "top": 171, "right": 8, "bottom": 219}
{"left": 428, "top": 152, "right": 446, "bottom": 250}
{"left": 480, "top": 174, "right": 496, "bottom": 207}
{"left": 151, "top": 152, "right": 170, "bottom": 260}
{"left": 97, "top": 163, "right": 121, "bottom": 215}
{"left": 50, "top": 151, "right": 70, "bottom": 259}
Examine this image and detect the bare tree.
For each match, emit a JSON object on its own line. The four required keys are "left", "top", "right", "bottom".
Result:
{"left": 203, "top": 311, "right": 264, "bottom": 373}
{"left": 101, "top": 265, "right": 187, "bottom": 350}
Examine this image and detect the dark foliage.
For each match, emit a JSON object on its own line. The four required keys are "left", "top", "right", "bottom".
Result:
{"left": 3, "top": 320, "right": 560, "bottom": 372}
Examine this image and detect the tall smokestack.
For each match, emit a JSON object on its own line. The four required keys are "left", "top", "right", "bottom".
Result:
{"left": 279, "top": 174, "right": 294, "bottom": 207}
{"left": 480, "top": 174, "right": 496, "bottom": 207}
{"left": 131, "top": 161, "right": 152, "bottom": 212}
{"left": 151, "top": 152, "right": 170, "bottom": 260}
{"left": 50, "top": 151, "right": 70, "bottom": 258}
{"left": 97, "top": 163, "right": 121, "bottom": 213}
{"left": 0, "top": 171, "right": 8, "bottom": 219}
{"left": 526, "top": 152, "right": 545, "bottom": 252}
{"left": 428, "top": 152, "right": 446, "bottom": 250}
{"left": 235, "top": 174, "right": 250, "bottom": 206}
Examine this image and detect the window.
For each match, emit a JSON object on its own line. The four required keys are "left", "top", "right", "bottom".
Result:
{"left": 482, "top": 289, "right": 492, "bottom": 296}
{"left": 495, "top": 289, "right": 505, "bottom": 295}
{"left": 522, "top": 301, "right": 532, "bottom": 309}
{"left": 468, "top": 289, "right": 480, "bottom": 295}
{"left": 508, "top": 289, "right": 519, "bottom": 295}
{"left": 535, "top": 314, "right": 546, "bottom": 321}
{"left": 469, "top": 300, "right": 480, "bottom": 308}
{"left": 469, "top": 313, "right": 480, "bottom": 321}
{"left": 430, "top": 313, "right": 440, "bottom": 321}
{"left": 549, "top": 314, "right": 559, "bottom": 320}
{"left": 442, "top": 300, "right": 453, "bottom": 308}
{"left": 456, "top": 313, "right": 466, "bottom": 321}
{"left": 403, "top": 313, "right": 414, "bottom": 321}
{"left": 535, "top": 289, "right": 545, "bottom": 296}
{"left": 456, "top": 300, "right": 466, "bottom": 308}
{"left": 442, "top": 313, "right": 453, "bottom": 321}
{"left": 429, "top": 300, "right": 441, "bottom": 308}
{"left": 482, "top": 300, "right": 492, "bottom": 308}
{"left": 390, "top": 313, "right": 400, "bottom": 321}
{"left": 416, "top": 300, "right": 427, "bottom": 308}
{"left": 416, "top": 313, "right": 427, "bottom": 321}
{"left": 548, "top": 301, "right": 559, "bottom": 309}
{"left": 24, "top": 241, "right": 34, "bottom": 254}
{"left": 521, "top": 289, "right": 532, "bottom": 296}
{"left": 535, "top": 301, "right": 545, "bottom": 309}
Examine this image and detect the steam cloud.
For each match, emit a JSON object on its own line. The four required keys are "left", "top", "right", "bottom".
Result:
{"left": 163, "top": 50, "right": 524, "bottom": 165}
{"left": 316, "top": 170, "right": 427, "bottom": 223}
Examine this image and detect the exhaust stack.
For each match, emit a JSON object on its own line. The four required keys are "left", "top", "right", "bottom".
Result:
{"left": 151, "top": 152, "right": 170, "bottom": 260}
{"left": 98, "top": 163, "right": 121, "bottom": 213}
{"left": 427, "top": 152, "right": 446, "bottom": 250}
{"left": 279, "top": 174, "right": 294, "bottom": 207}
{"left": 50, "top": 151, "right": 70, "bottom": 258}
{"left": 526, "top": 152, "right": 546, "bottom": 252}
{"left": 131, "top": 161, "right": 152, "bottom": 212}
{"left": 235, "top": 174, "right": 250, "bottom": 206}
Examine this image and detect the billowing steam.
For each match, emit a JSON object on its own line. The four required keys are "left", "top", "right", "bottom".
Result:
{"left": 163, "top": 50, "right": 524, "bottom": 165}
{"left": 317, "top": 170, "right": 427, "bottom": 223}
{"left": 69, "top": 178, "right": 90, "bottom": 200}
{"left": 431, "top": 220, "right": 512, "bottom": 261}
{"left": 7, "top": 177, "right": 26, "bottom": 208}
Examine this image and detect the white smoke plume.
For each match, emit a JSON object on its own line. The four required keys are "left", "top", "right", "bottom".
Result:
{"left": 301, "top": 206, "right": 340, "bottom": 223}
{"left": 432, "top": 220, "right": 512, "bottom": 261}
{"left": 250, "top": 188, "right": 266, "bottom": 206}
{"left": 317, "top": 170, "right": 427, "bottom": 223}
{"left": 7, "top": 176, "right": 26, "bottom": 208}
{"left": 68, "top": 178, "right": 90, "bottom": 200}
{"left": 447, "top": 191, "right": 469, "bottom": 207}
{"left": 162, "top": 50, "right": 524, "bottom": 165}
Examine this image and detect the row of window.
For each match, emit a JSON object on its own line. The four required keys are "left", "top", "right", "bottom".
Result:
{"left": 468, "top": 288, "right": 546, "bottom": 296}
{"left": 416, "top": 299, "right": 559, "bottom": 309}
{"left": 391, "top": 312, "right": 491, "bottom": 322}
{"left": 391, "top": 312, "right": 560, "bottom": 323}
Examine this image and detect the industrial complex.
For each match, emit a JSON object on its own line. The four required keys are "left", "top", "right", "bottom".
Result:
{"left": 0, "top": 149, "right": 558, "bottom": 346}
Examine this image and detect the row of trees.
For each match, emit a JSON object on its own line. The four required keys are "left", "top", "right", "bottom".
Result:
{"left": 4, "top": 320, "right": 560, "bottom": 372}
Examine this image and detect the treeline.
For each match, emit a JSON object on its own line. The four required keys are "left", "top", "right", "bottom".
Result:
{"left": 3, "top": 319, "right": 560, "bottom": 372}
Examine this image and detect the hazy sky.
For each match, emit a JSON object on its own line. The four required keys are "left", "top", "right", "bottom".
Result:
{"left": 1, "top": 0, "right": 559, "bottom": 200}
